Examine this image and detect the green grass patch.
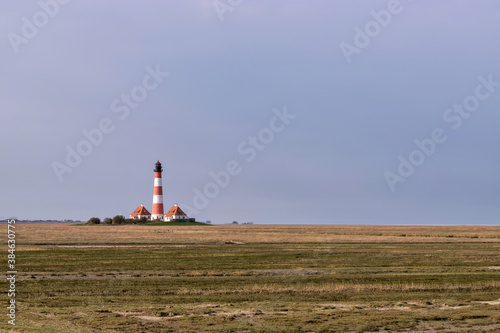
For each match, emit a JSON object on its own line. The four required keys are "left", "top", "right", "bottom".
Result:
{"left": 146, "top": 221, "right": 210, "bottom": 226}
{"left": 4, "top": 226, "right": 500, "bottom": 332}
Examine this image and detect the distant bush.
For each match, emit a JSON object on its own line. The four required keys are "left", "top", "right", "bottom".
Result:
{"left": 87, "top": 217, "right": 101, "bottom": 225}
{"left": 112, "top": 215, "right": 126, "bottom": 225}
{"left": 89, "top": 216, "right": 150, "bottom": 225}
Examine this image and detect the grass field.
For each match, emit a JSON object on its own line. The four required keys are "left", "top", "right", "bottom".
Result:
{"left": 146, "top": 221, "right": 210, "bottom": 226}
{"left": 2, "top": 224, "right": 500, "bottom": 332}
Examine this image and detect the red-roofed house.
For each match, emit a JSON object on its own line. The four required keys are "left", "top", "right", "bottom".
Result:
{"left": 164, "top": 203, "right": 190, "bottom": 222}
{"left": 130, "top": 204, "right": 151, "bottom": 220}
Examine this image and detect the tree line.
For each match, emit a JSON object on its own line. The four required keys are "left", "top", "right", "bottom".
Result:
{"left": 86, "top": 215, "right": 149, "bottom": 225}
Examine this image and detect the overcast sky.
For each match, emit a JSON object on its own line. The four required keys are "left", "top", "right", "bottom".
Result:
{"left": 1, "top": 1, "right": 499, "bottom": 224}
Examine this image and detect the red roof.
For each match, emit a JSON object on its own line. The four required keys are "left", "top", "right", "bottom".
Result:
{"left": 164, "top": 204, "right": 187, "bottom": 217}
{"left": 130, "top": 204, "right": 151, "bottom": 217}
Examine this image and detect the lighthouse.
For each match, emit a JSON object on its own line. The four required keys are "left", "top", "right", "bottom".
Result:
{"left": 152, "top": 161, "right": 164, "bottom": 220}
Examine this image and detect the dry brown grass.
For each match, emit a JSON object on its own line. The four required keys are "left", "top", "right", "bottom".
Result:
{"left": 14, "top": 224, "right": 500, "bottom": 245}
{"left": 3, "top": 224, "right": 500, "bottom": 332}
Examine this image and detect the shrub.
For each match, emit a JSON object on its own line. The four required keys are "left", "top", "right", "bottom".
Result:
{"left": 87, "top": 217, "right": 101, "bottom": 225}
{"left": 103, "top": 217, "right": 112, "bottom": 225}
{"left": 112, "top": 215, "right": 126, "bottom": 225}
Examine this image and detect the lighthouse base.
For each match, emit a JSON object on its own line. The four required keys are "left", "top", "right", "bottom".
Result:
{"left": 151, "top": 214, "right": 164, "bottom": 220}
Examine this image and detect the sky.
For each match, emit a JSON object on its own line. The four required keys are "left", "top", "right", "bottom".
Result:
{"left": 1, "top": 0, "right": 499, "bottom": 224}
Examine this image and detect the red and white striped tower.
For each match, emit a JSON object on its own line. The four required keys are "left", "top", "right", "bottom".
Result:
{"left": 152, "top": 161, "right": 164, "bottom": 220}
